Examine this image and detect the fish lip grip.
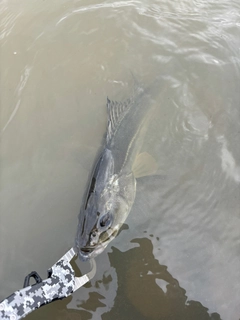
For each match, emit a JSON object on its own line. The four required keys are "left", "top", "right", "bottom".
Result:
{"left": 0, "top": 248, "right": 96, "bottom": 320}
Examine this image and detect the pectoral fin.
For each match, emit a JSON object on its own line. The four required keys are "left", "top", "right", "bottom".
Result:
{"left": 132, "top": 152, "right": 158, "bottom": 178}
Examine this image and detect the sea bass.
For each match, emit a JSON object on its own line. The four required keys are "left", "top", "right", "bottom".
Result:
{"left": 75, "top": 85, "right": 157, "bottom": 261}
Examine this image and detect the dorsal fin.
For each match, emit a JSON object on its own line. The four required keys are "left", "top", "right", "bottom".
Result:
{"left": 106, "top": 97, "right": 132, "bottom": 144}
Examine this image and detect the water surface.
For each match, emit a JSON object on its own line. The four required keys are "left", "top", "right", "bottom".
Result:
{"left": 0, "top": 0, "right": 240, "bottom": 319}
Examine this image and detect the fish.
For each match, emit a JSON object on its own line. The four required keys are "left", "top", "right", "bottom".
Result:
{"left": 75, "top": 83, "right": 158, "bottom": 261}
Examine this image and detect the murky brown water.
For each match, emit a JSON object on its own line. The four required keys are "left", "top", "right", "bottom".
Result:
{"left": 1, "top": 0, "right": 240, "bottom": 319}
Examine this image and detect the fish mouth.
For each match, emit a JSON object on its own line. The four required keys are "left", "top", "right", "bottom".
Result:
{"left": 78, "top": 249, "right": 92, "bottom": 261}
{"left": 77, "top": 230, "right": 119, "bottom": 261}
{"left": 80, "top": 247, "right": 95, "bottom": 254}
{"left": 77, "top": 244, "right": 107, "bottom": 261}
{"left": 77, "top": 246, "right": 94, "bottom": 261}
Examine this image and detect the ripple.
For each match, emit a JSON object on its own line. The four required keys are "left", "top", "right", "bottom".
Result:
{"left": 0, "top": 0, "right": 240, "bottom": 319}
{"left": 217, "top": 135, "right": 240, "bottom": 183}
{"left": 0, "top": 7, "right": 23, "bottom": 41}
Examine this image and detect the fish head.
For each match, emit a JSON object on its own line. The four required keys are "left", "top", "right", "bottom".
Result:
{"left": 75, "top": 149, "right": 136, "bottom": 261}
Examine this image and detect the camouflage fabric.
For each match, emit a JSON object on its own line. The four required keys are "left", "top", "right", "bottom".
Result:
{"left": 0, "top": 258, "right": 75, "bottom": 320}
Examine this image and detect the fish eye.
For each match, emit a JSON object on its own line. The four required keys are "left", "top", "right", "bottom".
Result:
{"left": 99, "top": 213, "right": 112, "bottom": 228}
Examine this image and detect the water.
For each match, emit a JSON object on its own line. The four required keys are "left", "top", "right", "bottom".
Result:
{"left": 0, "top": 0, "right": 240, "bottom": 319}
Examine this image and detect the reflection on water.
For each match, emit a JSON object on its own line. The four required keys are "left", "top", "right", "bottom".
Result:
{"left": 104, "top": 238, "right": 221, "bottom": 320}
{"left": 27, "top": 238, "right": 221, "bottom": 320}
{"left": 1, "top": 0, "right": 240, "bottom": 319}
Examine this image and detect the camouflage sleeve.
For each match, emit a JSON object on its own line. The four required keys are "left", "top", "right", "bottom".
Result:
{"left": 0, "top": 259, "right": 75, "bottom": 320}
